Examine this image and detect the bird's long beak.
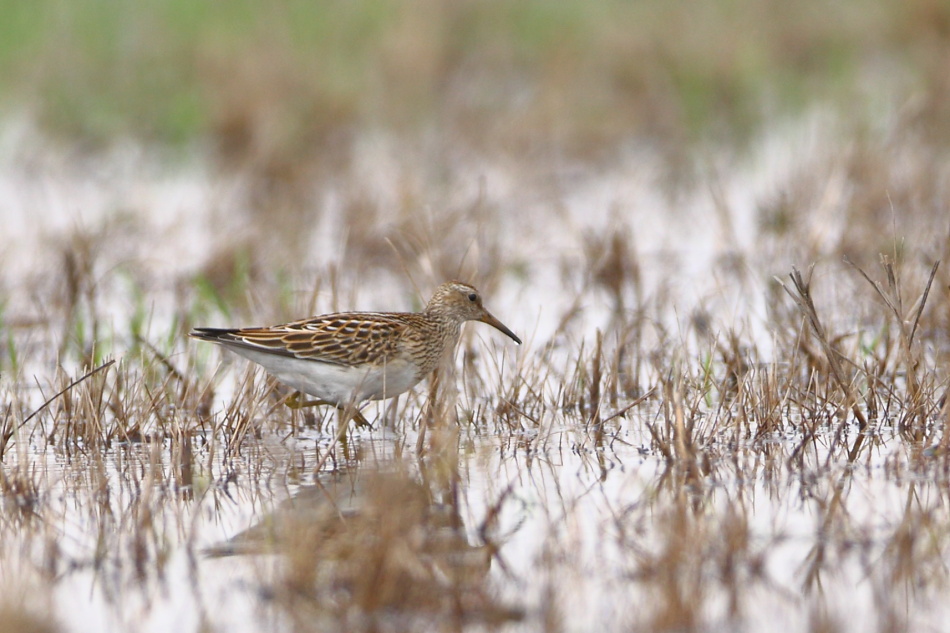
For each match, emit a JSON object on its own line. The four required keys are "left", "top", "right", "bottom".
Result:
{"left": 479, "top": 311, "right": 522, "bottom": 345}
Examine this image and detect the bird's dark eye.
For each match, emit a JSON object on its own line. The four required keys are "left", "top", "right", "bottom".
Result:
{"left": 468, "top": 293, "right": 477, "bottom": 302}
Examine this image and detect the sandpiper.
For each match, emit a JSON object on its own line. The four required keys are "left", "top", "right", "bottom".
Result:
{"left": 190, "top": 281, "right": 521, "bottom": 426}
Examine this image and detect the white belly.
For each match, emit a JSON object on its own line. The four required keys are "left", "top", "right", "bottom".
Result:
{"left": 229, "top": 348, "right": 421, "bottom": 405}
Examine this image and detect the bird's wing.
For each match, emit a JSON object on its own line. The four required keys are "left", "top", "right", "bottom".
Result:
{"left": 193, "top": 312, "right": 412, "bottom": 366}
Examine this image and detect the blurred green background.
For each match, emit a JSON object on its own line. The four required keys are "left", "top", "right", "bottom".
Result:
{"left": 3, "top": 0, "right": 948, "bottom": 162}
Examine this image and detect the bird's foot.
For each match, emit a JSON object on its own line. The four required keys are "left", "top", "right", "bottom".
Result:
{"left": 350, "top": 409, "right": 372, "bottom": 429}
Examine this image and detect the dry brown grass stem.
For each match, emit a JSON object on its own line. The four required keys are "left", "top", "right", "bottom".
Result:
{"left": 845, "top": 256, "right": 940, "bottom": 436}
{"left": 780, "top": 266, "right": 869, "bottom": 462}
{"left": 4, "top": 360, "right": 115, "bottom": 459}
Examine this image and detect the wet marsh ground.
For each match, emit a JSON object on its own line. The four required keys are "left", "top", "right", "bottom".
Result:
{"left": 3, "top": 2, "right": 950, "bottom": 632}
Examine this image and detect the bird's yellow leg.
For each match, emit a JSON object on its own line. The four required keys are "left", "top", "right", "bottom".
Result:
{"left": 285, "top": 392, "right": 372, "bottom": 429}
{"left": 285, "top": 392, "right": 333, "bottom": 409}
{"left": 335, "top": 407, "right": 351, "bottom": 457}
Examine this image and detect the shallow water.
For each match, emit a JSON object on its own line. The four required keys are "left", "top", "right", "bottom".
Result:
{"left": 8, "top": 417, "right": 947, "bottom": 633}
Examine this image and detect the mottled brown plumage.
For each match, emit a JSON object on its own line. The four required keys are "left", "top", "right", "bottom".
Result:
{"left": 190, "top": 282, "right": 520, "bottom": 421}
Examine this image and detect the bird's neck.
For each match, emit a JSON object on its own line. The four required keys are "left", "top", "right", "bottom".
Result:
{"left": 423, "top": 309, "right": 461, "bottom": 343}
{"left": 409, "top": 313, "right": 463, "bottom": 376}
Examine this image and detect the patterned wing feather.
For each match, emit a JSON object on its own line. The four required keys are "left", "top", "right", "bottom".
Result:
{"left": 232, "top": 312, "right": 411, "bottom": 366}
